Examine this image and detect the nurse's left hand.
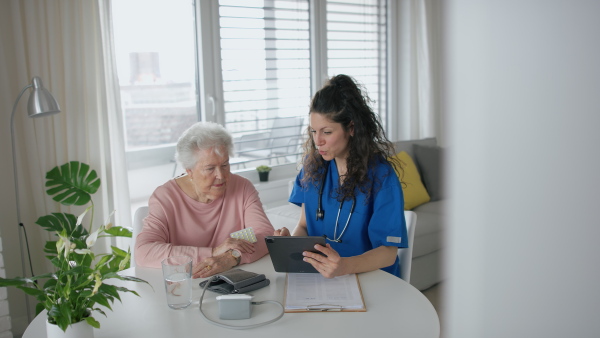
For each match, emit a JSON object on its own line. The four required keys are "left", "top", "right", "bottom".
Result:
{"left": 303, "top": 244, "right": 347, "bottom": 278}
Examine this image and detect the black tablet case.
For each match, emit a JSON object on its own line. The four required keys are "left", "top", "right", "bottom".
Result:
{"left": 265, "top": 236, "right": 326, "bottom": 273}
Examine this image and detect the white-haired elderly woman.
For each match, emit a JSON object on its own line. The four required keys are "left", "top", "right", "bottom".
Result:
{"left": 135, "top": 122, "right": 275, "bottom": 278}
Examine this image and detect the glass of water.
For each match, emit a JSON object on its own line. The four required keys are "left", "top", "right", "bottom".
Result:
{"left": 161, "top": 255, "right": 193, "bottom": 309}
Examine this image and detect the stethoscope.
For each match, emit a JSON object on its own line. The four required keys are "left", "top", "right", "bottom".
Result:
{"left": 316, "top": 161, "right": 356, "bottom": 243}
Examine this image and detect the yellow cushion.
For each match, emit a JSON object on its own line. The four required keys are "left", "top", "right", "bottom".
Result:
{"left": 390, "top": 151, "right": 430, "bottom": 210}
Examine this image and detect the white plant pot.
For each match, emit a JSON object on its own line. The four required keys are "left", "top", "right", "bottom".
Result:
{"left": 46, "top": 319, "right": 94, "bottom": 338}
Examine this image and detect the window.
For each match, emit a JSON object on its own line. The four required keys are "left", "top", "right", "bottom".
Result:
{"left": 112, "top": 0, "right": 389, "bottom": 207}
{"left": 112, "top": 0, "right": 198, "bottom": 169}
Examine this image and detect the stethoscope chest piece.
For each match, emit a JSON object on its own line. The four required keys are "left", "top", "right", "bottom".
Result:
{"left": 316, "top": 208, "right": 325, "bottom": 221}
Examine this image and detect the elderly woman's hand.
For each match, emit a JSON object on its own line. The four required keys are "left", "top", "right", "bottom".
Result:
{"left": 192, "top": 253, "right": 235, "bottom": 279}
{"left": 273, "top": 227, "right": 291, "bottom": 236}
{"left": 212, "top": 238, "right": 254, "bottom": 257}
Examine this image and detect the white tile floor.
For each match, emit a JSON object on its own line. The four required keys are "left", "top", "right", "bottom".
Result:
{"left": 421, "top": 283, "right": 445, "bottom": 337}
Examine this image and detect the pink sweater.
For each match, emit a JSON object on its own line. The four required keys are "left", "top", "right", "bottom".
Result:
{"left": 135, "top": 174, "right": 274, "bottom": 268}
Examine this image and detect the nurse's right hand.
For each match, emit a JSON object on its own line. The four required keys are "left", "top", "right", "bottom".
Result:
{"left": 273, "top": 227, "right": 291, "bottom": 236}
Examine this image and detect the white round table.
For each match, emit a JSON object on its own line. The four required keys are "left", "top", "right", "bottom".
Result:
{"left": 24, "top": 256, "right": 440, "bottom": 337}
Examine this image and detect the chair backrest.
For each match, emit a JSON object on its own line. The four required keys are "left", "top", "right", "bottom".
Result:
{"left": 131, "top": 206, "right": 149, "bottom": 267}
{"left": 268, "top": 116, "right": 304, "bottom": 150}
{"left": 398, "top": 210, "right": 417, "bottom": 283}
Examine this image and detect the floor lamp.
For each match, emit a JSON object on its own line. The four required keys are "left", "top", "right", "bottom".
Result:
{"left": 9, "top": 76, "right": 61, "bottom": 322}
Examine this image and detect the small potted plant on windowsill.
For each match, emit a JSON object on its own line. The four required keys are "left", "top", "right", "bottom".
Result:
{"left": 0, "top": 161, "right": 148, "bottom": 338}
{"left": 256, "top": 165, "right": 272, "bottom": 182}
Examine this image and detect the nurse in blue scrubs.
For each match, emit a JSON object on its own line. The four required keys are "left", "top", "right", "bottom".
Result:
{"left": 274, "top": 74, "right": 407, "bottom": 278}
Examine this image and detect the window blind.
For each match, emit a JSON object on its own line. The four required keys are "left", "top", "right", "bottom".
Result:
{"left": 326, "top": 0, "right": 387, "bottom": 121}
{"left": 219, "top": 0, "right": 311, "bottom": 166}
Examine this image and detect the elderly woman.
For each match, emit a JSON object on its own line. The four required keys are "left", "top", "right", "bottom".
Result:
{"left": 135, "top": 122, "right": 275, "bottom": 278}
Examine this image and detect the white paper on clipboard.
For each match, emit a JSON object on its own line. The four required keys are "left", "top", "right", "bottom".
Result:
{"left": 284, "top": 273, "right": 366, "bottom": 312}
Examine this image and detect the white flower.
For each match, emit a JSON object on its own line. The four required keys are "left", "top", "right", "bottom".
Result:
{"left": 103, "top": 210, "right": 116, "bottom": 228}
{"left": 76, "top": 206, "right": 93, "bottom": 226}
{"left": 119, "top": 253, "right": 130, "bottom": 271}
{"left": 86, "top": 228, "right": 100, "bottom": 248}
{"left": 56, "top": 237, "right": 64, "bottom": 254}
{"left": 105, "top": 222, "right": 113, "bottom": 230}
{"left": 74, "top": 249, "right": 93, "bottom": 255}
{"left": 57, "top": 236, "right": 71, "bottom": 259}
{"left": 92, "top": 274, "right": 102, "bottom": 295}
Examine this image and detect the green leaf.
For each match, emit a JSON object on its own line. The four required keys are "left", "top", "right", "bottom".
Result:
{"left": 35, "top": 302, "right": 46, "bottom": 316}
{"left": 104, "top": 226, "right": 132, "bottom": 238}
{"left": 0, "top": 278, "right": 28, "bottom": 287}
{"left": 113, "top": 285, "right": 141, "bottom": 297}
{"left": 65, "top": 265, "right": 94, "bottom": 276}
{"left": 50, "top": 256, "right": 62, "bottom": 268}
{"left": 59, "top": 302, "right": 72, "bottom": 328}
{"left": 31, "top": 272, "right": 55, "bottom": 280}
{"left": 103, "top": 273, "right": 151, "bottom": 287}
{"left": 48, "top": 304, "right": 61, "bottom": 319}
{"left": 20, "top": 287, "right": 45, "bottom": 297}
{"left": 92, "top": 307, "right": 107, "bottom": 317}
{"left": 56, "top": 315, "right": 70, "bottom": 332}
{"left": 85, "top": 316, "right": 101, "bottom": 329}
{"left": 36, "top": 213, "right": 87, "bottom": 238}
{"left": 99, "top": 284, "right": 121, "bottom": 302}
{"left": 45, "top": 161, "right": 100, "bottom": 206}
{"left": 90, "top": 294, "right": 112, "bottom": 310}
{"left": 43, "top": 275, "right": 58, "bottom": 284}
{"left": 44, "top": 240, "right": 58, "bottom": 254}
{"left": 93, "top": 255, "right": 112, "bottom": 270}
{"left": 111, "top": 246, "right": 127, "bottom": 257}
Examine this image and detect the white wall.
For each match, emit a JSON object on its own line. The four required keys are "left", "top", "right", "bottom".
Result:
{"left": 442, "top": 1, "right": 600, "bottom": 337}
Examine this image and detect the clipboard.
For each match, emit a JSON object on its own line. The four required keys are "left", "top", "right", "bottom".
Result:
{"left": 283, "top": 273, "right": 366, "bottom": 312}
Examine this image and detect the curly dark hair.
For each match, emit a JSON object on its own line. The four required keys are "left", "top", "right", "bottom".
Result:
{"left": 301, "top": 74, "right": 402, "bottom": 202}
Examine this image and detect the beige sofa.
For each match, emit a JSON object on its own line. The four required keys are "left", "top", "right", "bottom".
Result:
{"left": 265, "top": 138, "right": 445, "bottom": 291}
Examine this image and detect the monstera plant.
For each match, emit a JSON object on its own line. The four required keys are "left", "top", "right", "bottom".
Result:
{"left": 0, "top": 161, "right": 147, "bottom": 333}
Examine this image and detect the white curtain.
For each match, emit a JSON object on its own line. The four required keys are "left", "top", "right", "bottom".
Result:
{"left": 392, "top": 0, "right": 442, "bottom": 143}
{"left": 0, "top": 0, "right": 129, "bottom": 330}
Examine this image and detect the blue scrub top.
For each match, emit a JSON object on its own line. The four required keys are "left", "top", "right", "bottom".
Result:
{"left": 289, "top": 159, "right": 407, "bottom": 277}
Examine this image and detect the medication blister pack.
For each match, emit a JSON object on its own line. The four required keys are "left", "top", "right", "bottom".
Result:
{"left": 230, "top": 227, "right": 257, "bottom": 243}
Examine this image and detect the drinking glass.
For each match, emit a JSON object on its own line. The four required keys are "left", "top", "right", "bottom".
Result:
{"left": 161, "top": 255, "right": 193, "bottom": 309}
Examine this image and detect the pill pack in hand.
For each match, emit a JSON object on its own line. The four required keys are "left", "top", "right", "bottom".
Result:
{"left": 230, "top": 227, "right": 257, "bottom": 243}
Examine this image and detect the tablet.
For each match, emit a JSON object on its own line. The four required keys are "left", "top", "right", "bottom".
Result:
{"left": 265, "top": 236, "right": 326, "bottom": 273}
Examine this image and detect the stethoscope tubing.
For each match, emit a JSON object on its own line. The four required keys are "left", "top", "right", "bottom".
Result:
{"left": 316, "top": 160, "right": 356, "bottom": 243}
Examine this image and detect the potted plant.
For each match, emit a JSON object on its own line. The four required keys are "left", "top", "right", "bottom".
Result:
{"left": 256, "top": 165, "right": 272, "bottom": 182}
{"left": 0, "top": 161, "right": 148, "bottom": 337}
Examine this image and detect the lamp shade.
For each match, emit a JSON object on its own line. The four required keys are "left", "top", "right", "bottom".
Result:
{"left": 27, "top": 76, "right": 61, "bottom": 117}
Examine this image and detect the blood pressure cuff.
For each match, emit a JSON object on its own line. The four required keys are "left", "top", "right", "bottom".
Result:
{"left": 199, "top": 269, "right": 270, "bottom": 294}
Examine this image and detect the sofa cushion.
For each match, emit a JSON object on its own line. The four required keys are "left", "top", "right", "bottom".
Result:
{"left": 412, "top": 231, "right": 443, "bottom": 258}
{"left": 390, "top": 151, "right": 430, "bottom": 210}
{"left": 413, "top": 213, "right": 442, "bottom": 240}
{"left": 393, "top": 137, "right": 437, "bottom": 159}
{"left": 413, "top": 144, "right": 445, "bottom": 201}
{"left": 411, "top": 200, "right": 445, "bottom": 257}
{"left": 412, "top": 199, "right": 446, "bottom": 215}
{"left": 411, "top": 250, "right": 444, "bottom": 291}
